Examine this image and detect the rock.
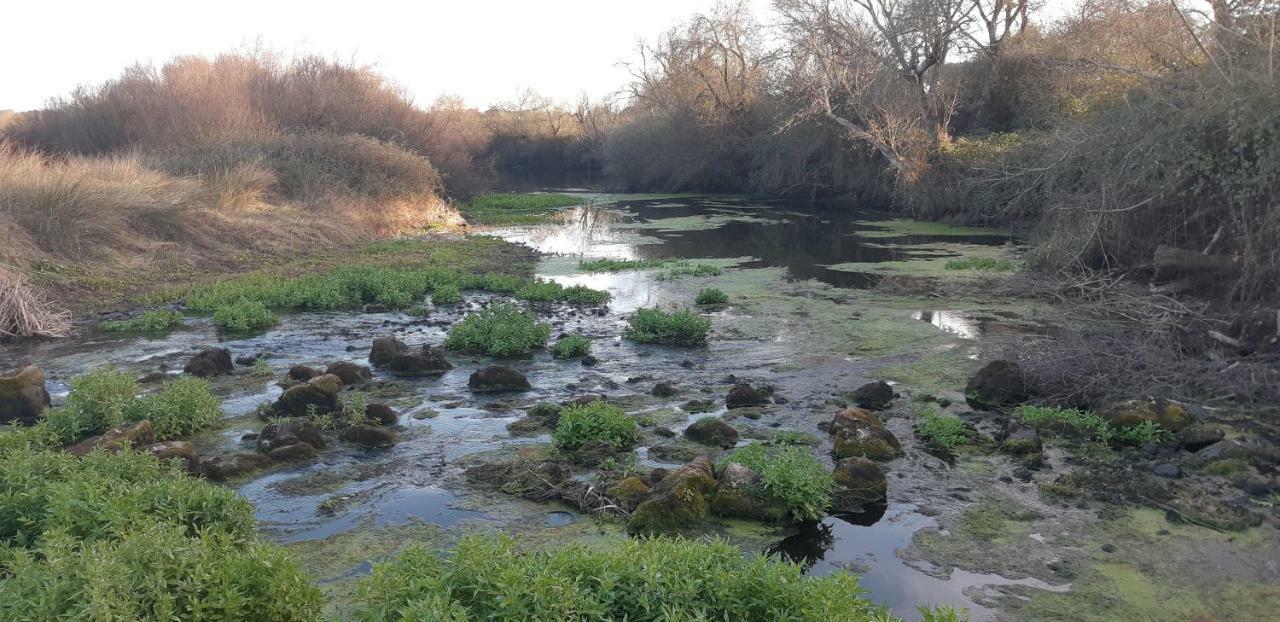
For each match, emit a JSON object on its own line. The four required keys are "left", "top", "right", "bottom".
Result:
{"left": 1101, "top": 543, "right": 1116, "bottom": 553}
{"left": 272, "top": 374, "right": 342, "bottom": 417}
{"left": 200, "top": 453, "right": 270, "bottom": 480}
{"left": 682, "top": 399, "right": 716, "bottom": 414}
{"left": 257, "top": 418, "right": 325, "bottom": 453}
{"left": 581, "top": 355, "right": 599, "bottom": 367}
{"left": 363, "top": 303, "right": 389, "bottom": 313}
{"left": 183, "top": 347, "right": 233, "bottom": 378}
{"left": 468, "top": 365, "right": 531, "bottom": 392}
{"left": 1099, "top": 398, "right": 1192, "bottom": 433}
{"left": 648, "top": 443, "right": 706, "bottom": 464}
{"left": 364, "top": 403, "right": 398, "bottom": 426}
{"left": 654, "top": 426, "right": 676, "bottom": 438}
{"left": 342, "top": 423, "right": 397, "bottom": 448}
{"left": 234, "top": 352, "right": 266, "bottom": 366}
{"left": 267, "top": 443, "right": 318, "bottom": 461}
{"left": 711, "top": 463, "right": 787, "bottom": 522}
{"left": 652, "top": 381, "right": 679, "bottom": 397}
{"left": 0, "top": 366, "right": 50, "bottom": 424}
{"left": 138, "top": 371, "right": 168, "bottom": 384}
{"left": 1178, "top": 424, "right": 1225, "bottom": 451}
{"left": 506, "top": 417, "right": 546, "bottom": 436}
{"left": 140, "top": 440, "right": 198, "bottom": 472}
{"left": 1000, "top": 423, "right": 1043, "bottom": 456}
{"left": 607, "top": 476, "right": 651, "bottom": 510}
{"left": 829, "top": 408, "right": 902, "bottom": 461}
{"left": 852, "top": 381, "right": 895, "bottom": 410}
{"left": 726, "top": 382, "right": 771, "bottom": 408}
{"left": 965, "top": 360, "right": 1029, "bottom": 410}
{"left": 1153, "top": 463, "right": 1182, "bottom": 479}
{"left": 628, "top": 457, "right": 718, "bottom": 533}
{"left": 831, "top": 457, "right": 887, "bottom": 512}
{"left": 325, "top": 361, "right": 372, "bottom": 385}
{"left": 287, "top": 365, "right": 321, "bottom": 382}
{"left": 66, "top": 420, "right": 156, "bottom": 456}
{"left": 569, "top": 439, "right": 623, "bottom": 465}
{"left": 683, "top": 417, "right": 739, "bottom": 448}
{"left": 369, "top": 336, "right": 454, "bottom": 376}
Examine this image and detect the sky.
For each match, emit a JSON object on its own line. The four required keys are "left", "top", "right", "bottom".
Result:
{"left": 2, "top": 0, "right": 1085, "bottom": 113}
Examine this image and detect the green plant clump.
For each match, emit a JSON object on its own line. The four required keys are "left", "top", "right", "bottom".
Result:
{"left": 212, "top": 298, "right": 280, "bottom": 331}
{"left": 100, "top": 309, "right": 183, "bottom": 333}
{"left": 551, "top": 335, "right": 591, "bottom": 359}
{"left": 578, "top": 257, "right": 667, "bottom": 272}
{"left": 695, "top": 287, "right": 729, "bottom": 305}
{"left": 432, "top": 281, "right": 462, "bottom": 304}
{"left": 1013, "top": 405, "right": 1173, "bottom": 446}
{"left": 656, "top": 261, "right": 723, "bottom": 280}
{"left": 915, "top": 409, "right": 969, "bottom": 450}
{"left": 444, "top": 303, "right": 551, "bottom": 356}
{"left": 552, "top": 401, "right": 639, "bottom": 452}
{"left": 943, "top": 257, "right": 1019, "bottom": 271}
{"left": 460, "top": 193, "right": 584, "bottom": 225}
{"left": 353, "top": 534, "right": 890, "bottom": 621}
{"left": 624, "top": 308, "right": 711, "bottom": 345}
{"left": 719, "top": 443, "right": 833, "bottom": 523}
{"left": 515, "top": 279, "right": 611, "bottom": 305}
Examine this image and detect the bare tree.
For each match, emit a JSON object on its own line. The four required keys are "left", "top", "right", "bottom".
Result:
{"left": 965, "top": 0, "right": 1032, "bottom": 56}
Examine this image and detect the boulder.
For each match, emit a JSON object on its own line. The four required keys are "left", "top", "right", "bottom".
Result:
{"left": 607, "top": 476, "right": 651, "bottom": 510}
{"left": 234, "top": 352, "right": 267, "bottom": 366}
{"left": 286, "top": 365, "right": 321, "bottom": 382}
{"left": 829, "top": 408, "right": 902, "bottom": 461}
{"left": 0, "top": 366, "right": 50, "bottom": 424}
{"left": 257, "top": 418, "right": 325, "bottom": 453}
{"left": 364, "top": 403, "right": 399, "bottom": 426}
{"left": 468, "top": 365, "right": 531, "bottom": 392}
{"left": 66, "top": 420, "right": 157, "bottom": 456}
{"left": 852, "top": 381, "right": 895, "bottom": 411}
{"left": 965, "top": 360, "right": 1029, "bottom": 409}
{"left": 267, "top": 442, "right": 318, "bottom": 462}
{"left": 1000, "top": 423, "right": 1043, "bottom": 457}
{"left": 628, "top": 457, "right": 718, "bottom": 533}
{"left": 272, "top": 374, "right": 342, "bottom": 417}
{"left": 652, "top": 381, "right": 679, "bottom": 397}
{"left": 325, "top": 361, "right": 372, "bottom": 385}
{"left": 342, "top": 423, "right": 397, "bottom": 448}
{"left": 1099, "top": 398, "right": 1192, "bottom": 433}
{"left": 184, "top": 348, "right": 233, "bottom": 378}
{"left": 1178, "top": 424, "right": 1226, "bottom": 452}
{"left": 831, "top": 457, "right": 887, "bottom": 512}
{"left": 140, "top": 440, "right": 199, "bottom": 473}
{"left": 709, "top": 462, "right": 788, "bottom": 522}
{"left": 370, "top": 336, "right": 454, "bottom": 376}
{"left": 200, "top": 453, "right": 270, "bottom": 480}
{"left": 683, "top": 416, "right": 739, "bottom": 448}
{"left": 726, "top": 382, "right": 771, "bottom": 408}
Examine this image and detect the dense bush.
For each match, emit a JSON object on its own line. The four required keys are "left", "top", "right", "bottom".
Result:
{"left": 212, "top": 298, "right": 279, "bottom": 332}
{"left": 354, "top": 534, "right": 887, "bottom": 621}
{"left": 552, "top": 401, "right": 639, "bottom": 452}
{"left": 444, "top": 303, "right": 551, "bottom": 356}
{"left": 550, "top": 334, "right": 591, "bottom": 359}
{"left": 624, "top": 308, "right": 710, "bottom": 345}
{"left": 719, "top": 443, "right": 833, "bottom": 523}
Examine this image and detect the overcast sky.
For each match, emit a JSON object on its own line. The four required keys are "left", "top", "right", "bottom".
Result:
{"left": 3, "top": 0, "right": 1087, "bottom": 112}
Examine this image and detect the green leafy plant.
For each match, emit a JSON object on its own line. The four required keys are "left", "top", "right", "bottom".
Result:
{"left": 552, "top": 401, "right": 639, "bottom": 452}
{"left": 578, "top": 258, "right": 667, "bottom": 272}
{"left": 915, "top": 409, "right": 969, "bottom": 450}
{"left": 444, "top": 303, "right": 551, "bottom": 356}
{"left": 624, "top": 308, "right": 711, "bottom": 345}
{"left": 656, "top": 261, "right": 723, "bottom": 280}
{"left": 353, "top": 534, "right": 882, "bottom": 621}
{"left": 943, "top": 257, "right": 1019, "bottom": 271}
{"left": 432, "top": 281, "right": 462, "bottom": 304}
{"left": 695, "top": 287, "right": 729, "bottom": 305}
{"left": 135, "top": 376, "right": 223, "bottom": 439}
{"left": 719, "top": 443, "right": 834, "bottom": 522}
{"left": 459, "top": 192, "right": 584, "bottom": 225}
{"left": 100, "top": 309, "right": 183, "bottom": 333}
{"left": 212, "top": 298, "right": 279, "bottom": 331}
{"left": 559, "top": 284, "right": 611, "bottom": 305}
{"left": 551, "top": 334, "right": 591, "bottom": 358}
{"left": 1013, "top": 405, "right": 1171, "bottom": 446}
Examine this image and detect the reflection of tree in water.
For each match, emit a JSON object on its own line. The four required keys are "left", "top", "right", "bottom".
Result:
{"left": 767, "top": 521, "right": 835, "bottom": 572}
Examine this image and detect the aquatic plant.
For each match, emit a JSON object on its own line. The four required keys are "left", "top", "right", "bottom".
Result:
{"left": 718, "top": 442, "right": 833, "bottom": 523}
{"left": 943, "top": 257, "right": 1019, "bottom": 272}
{"left": 551, "top": 334, "right": 591, "bottom": 359}
{"left": 212, "top": 298, "right": 279, "bottom": 331}
{"left": 135, "top": 376, "right": 223, "bottom": 439}
{"left": 914, "top": 409, "right": 969, "bottom": 450}
{"left": 624, "top": 308, "right": 710, "bottom": 345}
{"left": 578, "top": 257, "right": 667, "bottom": 272}
{"left": 460, "top": 192, "right": 584, "bottom": 225}
{"left": 353, "top": 534, "right": 887, "bottom": 621}
{"left": 552, "top": 401, "right": 639, "bottom": 452}
{"left": 443, "top": 303, "right": 550, "bottom": 356}
{"left": 515, "top": 279, "right": 610, "bottom": 304}
{"left": 656, "top": 261, "right": 723, "bottom": 280}
{"left": 1013, "top": 405, "right": 1172, "bottom": 446}
{"left": 432, "top": 281, "right": 462, "bottom": 304}
{"left": 100, "top": 309, "right": 183, "bottom": 333}
{"left": 695, "top": 287, "right": 729, "bottom": 305}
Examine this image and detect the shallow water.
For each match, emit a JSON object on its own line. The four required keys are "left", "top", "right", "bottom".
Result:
{"left": 4, "top": 194, "right": 1048, "bottom": 621}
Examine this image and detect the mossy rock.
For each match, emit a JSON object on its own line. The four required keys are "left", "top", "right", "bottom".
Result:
{"left": 273, "top": 374, "right": 342, "bottom": 417}
{"left": 607, "top": 476, "right": 651, "bottom": 510}
{"left": 628, "top": 457, "right": 717, "bottom": 534}
{"left": 709, "top": 463, "right": 788, "bottom": 523}
{"left": 1100, "top": 398, "right": 1192, "bottom": 432}
{"left": 0, "top": 365, "right": 50, "bottom": 425}
{"left": 831, "top": 457, "right": 887, "bottom": 512}
{"left": 828, "top": 408, "right": 902, "bottom": 461}
{"left": 964, "top": 360, "right": 1028, "bottom": 410}
{"left": 684, "top": 416, "right": 739, "bottom": 448}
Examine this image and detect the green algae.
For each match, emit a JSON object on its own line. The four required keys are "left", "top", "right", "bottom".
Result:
{"left": 824, "top": 242, "right": 1019, "bottom": 279}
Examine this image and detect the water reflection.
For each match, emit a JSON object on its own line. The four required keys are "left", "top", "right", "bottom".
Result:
{"left": 912, "top": 310, "right": 983, "bottom": 340}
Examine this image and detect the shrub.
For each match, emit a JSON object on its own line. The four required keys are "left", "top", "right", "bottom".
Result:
{"left": 444, "top": 303, "right": 550, "bottom": 356}
{"left": 212, "top": 298, "right": 279, "bottom": 331}
{"left": 465, "top": 272, "right": 522, "bottom": 293}
{"left": 552, "top": 401, "right": 639, "bottom": 452}
{"left": 719, "top": 443, "right": 833, "bottom": 522}
{"left": 915, "top": 409, "right": 969, "bottom": 450}
{"left": 624, "top": 308, "right": 710, "bottom": 345}
{"left": 100, "top": 309, "right": 183, "bottom": 333}
{"left": 136, "top": 376, "right": 223, "bottom": 439}
{"left": 354, "top": 534, "right": 883, "bottom": 621}
{"left": 551, "top": 335, "right": 591, "bottom": 359}
{"left": 695, "top": 287, "right": 729, "bottom": 305}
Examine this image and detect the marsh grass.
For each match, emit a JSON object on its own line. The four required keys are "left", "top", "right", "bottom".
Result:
{"left": 460, "top": 193, "right": 584, "bottom": 225}
{"left": 551, "top": 334, "right": 591, "bottom": 359}
{"left": 578, "top": 257, "right": 667, "bottom": 272}
{"left": 944, "top": 257, "right": 1019, "bottom": 271}
{"left": 914, "top": 408, "right": 969, "bottom": 450}
{"left": 552, "top": 401, "right": 638, "bottom": 452}
{"left": 211, "top": 298, "right": 279, "bottom": 332}
{"left": 1013, "top": 405, "right": 1172, "bottom": 446}
{"left": 624, "top": 308, "right": 710, "bottom": 345}
{"left": 695, "top": 287, "right": 729, "bottom": 305}
{"left": 100, "top": 309, "right": 183, "bottom": 333}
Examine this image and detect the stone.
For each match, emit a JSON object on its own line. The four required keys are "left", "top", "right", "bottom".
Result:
{"left": 831, "top": 457, "right": 888, "bottom": 512}
{"left": 581, "top": 355, "right": 599, "bottom": 367}
{"left": 369, "top": 336, "right": 454, "bottom": 376}
{"left": 852, "top": 381, "right": 895, "bottom": 410}
{"left": 342, "top": 423, "right": 397, "bottom": 448}
{"left": 1000, "top": 423, "right": 1043, "bottom": 457}
{"left": 0, "top": 366, "right": 50, "bottom": 424}
{"left": 66, "top": 420, "right": 156, "bottom": 456}
{"left": 183, "top": 347, "right": 233, "bottom": 378}
{"left": 234, "top": 352, "right": 267, "bottom": 366}
{"left": 628, "top": 457, "right": 718, "bottom": 533}
{"left": 364, "top": 403, "right": 398, "bottom": 426}
{"left": 468, "top": 365, "right": 531, "bottom": 392}
{"left": 651, "top": 381, "right": 679, "bottom": 397}
{"left": 829, "top": 408, "right": 902, "bottom": 461}
{"left": 681, "top": 399, "right": 716, "bottom": 414}
{"left": 726, "top": 382, "right": 771, "bottom": 408}
{"left": 325, "top": 361, "right": 372, "bottom": 385}
{"left": 257, "top": 418, "right": 325, "bottom": 453}
{"left": 200, "top": 453, "right": 270, "bottom": 480}
{"left": 140, "top": 440, "right": 198, "bottom": 473}
{"left": 267, "top": 443, "right": 318, "bottom": 461}
{"left": 683, "top": 416, "right": 739, "bottom": 448}
{"left": 1153, "top": 463, "right": 1182, "bottom": 479}
{"left": 965, "top": 360, "right": 1029, "bottom": 409}
{"left": 648, "top": 443, "right": 705, "bottom": 464}
{"left": 1100, "top": 398, "right": 1192, "bottom": 433}
{"left": 607, "top": 476, "right": 651, "bottom": 510}
{"left": 272, "top": 374, "right": 342, "bottom": 417}
{"left": 287, "top": 365, "right": 321, "bottom": 382}
{"left": 1178, "top": 424, "right": 1226, "bottom": 451}
{"left": 710, "top": 463, "right": 787, "bottom": 523}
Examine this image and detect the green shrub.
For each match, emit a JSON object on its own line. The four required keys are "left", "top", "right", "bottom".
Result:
{"left": 624, "top": 308, "right": 711, "bottom": 345}
{"left": 136, "top": 376, "right": 223, "bottom": 439}
{"left": 432, "top": 281, "right": 462, "bottom": 304}
{"left": 552, "top": 401, "right": 639, "bottom": 452}
{"left": 695, "top": 287, "right": 729, "bottom": 305}
{"left": 719, "top": 443, "right": 833, "bottom": 523}
{"left": 212, "top": 298, "right": 279, "bottom": 331}
{"left": 466, "top": 272, "right": 523, "bottom": 293}
{"left": 944, "top": 257, "right": 1019, "bottom": 271}
{"left": 100, "top": 309, "right": 183, "bottom": 333}
{"left": 551, "top": 335, "right": 591, "bottom": 359}
{"left": 444, "top": 303, "right": 550, "bottom": 356}
{"left": 915, "top": 409, "right": 969, "bottom": 450}
{"left": 354, "top": 534, "right": 883, "bottom": 621}
{"left": 578, "top": 258, "right": 667, "bottom": 272}
{"left": 56, "top": 367, "right": 140, "bottom": 438}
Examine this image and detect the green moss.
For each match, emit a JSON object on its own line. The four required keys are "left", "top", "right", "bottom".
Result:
{"left": 853, "top": 217, "right": 1008, "bottom": 238}
{"left": 1203, "top": 458, "right": 1249, "bottom": 477}
{"left": 944, "top": 257, "right": 1019, "bottom": 271}
{"left": 579, "top": 257, "right": 667, "bottom": 272}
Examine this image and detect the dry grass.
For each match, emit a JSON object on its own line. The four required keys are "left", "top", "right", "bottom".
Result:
{"left": 0, "top": 271, "right": 71, "bottom": 338}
